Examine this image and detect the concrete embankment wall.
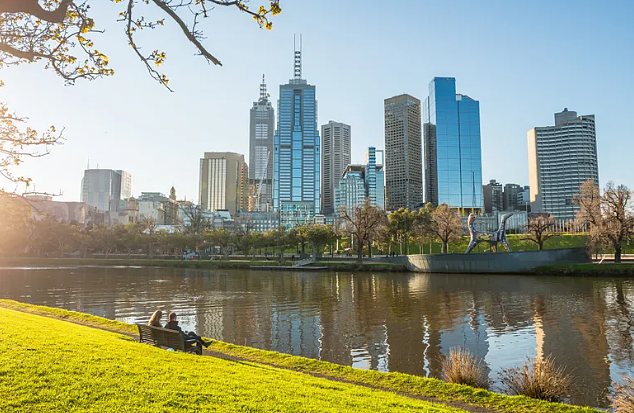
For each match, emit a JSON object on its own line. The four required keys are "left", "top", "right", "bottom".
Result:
{"left": 377, "top": 247, "right": 590, "bottom": 274}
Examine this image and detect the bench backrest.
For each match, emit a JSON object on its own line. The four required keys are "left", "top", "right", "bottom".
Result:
{"left": 136, "top": 324, "right": 185, "bottom": 350}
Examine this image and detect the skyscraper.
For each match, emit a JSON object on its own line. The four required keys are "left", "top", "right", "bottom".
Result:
{"left": 199, "top": 152, "right": 248, "bottom": 215}
{"left": 483, "top": 179, "right": 503, "bottom": 213}
{"left": 365, "top": 146, "right": 385, "bottom": 209}
{"left": 528, "top": 108, "right": 599, "bottom": 220}
{"left": 273, "top": 37, "right": 320, "bottom": 227}
{"left": 334, "top": 146, "right": 385, "bottom": 214}
{"left": 81, "top": 169, "right": 132, "bottom": 212}
{"left": 248, "top": 75, "right": 275, "bottom": 212}
{"left": 423, "top": 77, "right": 483, "bottom": 212}
{"left": 384, "top": 94, "right": 423, "bottom": 210}
{"left": 321, "top": 121, "right": 351, "bottom": 214}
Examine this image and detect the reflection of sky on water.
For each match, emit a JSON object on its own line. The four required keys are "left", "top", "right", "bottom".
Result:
{"left": 1, "top": 266, "right": 633, "bottom": 408}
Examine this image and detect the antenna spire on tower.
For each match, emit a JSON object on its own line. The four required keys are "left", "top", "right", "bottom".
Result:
{"left": 259, "top": 74, "right": 267, "bottom": 101}
{"left": 293, "top": 34, "right": 302, "bottom": 80}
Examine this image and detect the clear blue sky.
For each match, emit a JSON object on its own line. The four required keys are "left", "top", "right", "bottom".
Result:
{"left": 2, "top": 0, "right": 632, "bottom": 201}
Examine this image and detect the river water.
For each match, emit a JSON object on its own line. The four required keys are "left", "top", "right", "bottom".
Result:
{"left": 1, "top": 266, "right": 633, "bottom": 408}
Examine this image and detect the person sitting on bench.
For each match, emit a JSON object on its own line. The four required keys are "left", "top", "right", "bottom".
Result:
{"left": 148, "top": 310, "right": 163, "bottom": 327}
{"left": 164, "top": 311, "right": 212, "bottom": 348}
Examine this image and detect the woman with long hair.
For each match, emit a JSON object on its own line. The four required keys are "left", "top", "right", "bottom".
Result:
{"left": 148, "top": 310, "right": 163, "bottom": 327}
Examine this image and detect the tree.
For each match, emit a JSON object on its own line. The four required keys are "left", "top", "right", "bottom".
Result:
{"left": 205, "top": 228, "right": 233, "bottom": 260}
{"left": 233, "top": 229, "right": 253, "bottom": 258}
{"left": 264, "top": 226, "right": 289, "bottom": 262}
{"left": 89, "top": 224, "right": 118, "bottom": 257}
{"left": 290, "top": 224, "right": 310, "bottom": 255}
{"left": 0, "top": 1, "right": 281, "bottom": 193}
{"left": 0, "top": 194, "right": 33, "bottom": 256}
{"left": 180, "top": 202, "right": 209, "bottom": 235}
{"left": 117, "top": 222, "right": 142, "bottom": 257}
{"left": 427, "top": 204, "right": 463, "bottom": 254}
{"left": 306, "top": 224, "right": 337, "bottom": 258}
{"left": 0, "top": 99, "right": 62, "bottom": 193}
{"left": 574, "top": 180, "right": 634, "bottom": 263}
{"left": 0, "top": 1, "right": 282, "bottom": 87}
{"left": 339, "top": 199, "right": 387, "bottom": 262}
{"left": 139, "top": 216, "right": 158, "bottom": 258}
{"left": 389, "top": 208, "right": 418, "bottom": 255}
{"left": 522, "top": 215, "right": 559, "bottom": 250}
{"left": 376, "top": 224, "right": 396, "bottom": 256}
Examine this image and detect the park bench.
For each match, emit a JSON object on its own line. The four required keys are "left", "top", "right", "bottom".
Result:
{"left": 136, "top": 324, "right": 202, "bottom": 355}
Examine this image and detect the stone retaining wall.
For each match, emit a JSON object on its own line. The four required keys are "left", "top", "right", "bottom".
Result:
{"left": 377, "top": 247, "right": 590, "bottom": 274}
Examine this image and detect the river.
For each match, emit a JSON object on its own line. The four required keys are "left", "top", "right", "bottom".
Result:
{"left": 1, "top": 266, "right": 633, "bottom": 408}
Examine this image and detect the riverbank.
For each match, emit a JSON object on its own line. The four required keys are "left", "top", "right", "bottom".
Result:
{"left": 535, "top": 263, "right": 634, "bottom": 277}
{"left": 0, "top": 299, "right": 599, "bottom": 413}
{"left": 0, "top": 257, "right": 407, "bottom": 272}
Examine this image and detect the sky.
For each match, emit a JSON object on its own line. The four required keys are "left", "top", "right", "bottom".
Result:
{"left": 2, "top": 0, "right": 633, "bottom": 202}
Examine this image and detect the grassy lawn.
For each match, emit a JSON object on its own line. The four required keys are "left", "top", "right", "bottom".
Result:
{"left": 0, "top": 300, "right": 599, "bottom": 413}
{"left": 0, "top": 306, "right": 467, "bottom": 413}
{"left": 379, "top": 234, "right": 597, "bottom": 255}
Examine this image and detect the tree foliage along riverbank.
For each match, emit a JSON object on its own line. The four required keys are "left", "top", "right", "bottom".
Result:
{"left": 2, "top": 182, "right": 632, "bottom": 262}
{"left": 0, "top": 300, "right": 600, "bottom": 413}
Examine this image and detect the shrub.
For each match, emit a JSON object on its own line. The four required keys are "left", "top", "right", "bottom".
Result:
{"left": 611, "top": 376, "right": 634, "bottom": 413}
{"left": 499, "top": 356, "right": 570, "bottom": 402}
{"left": 441, "top": 347, "right": 489, "bottom": 389}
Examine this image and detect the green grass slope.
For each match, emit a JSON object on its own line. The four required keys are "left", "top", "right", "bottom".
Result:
{"left": 0, "top": 307, "right": 466, "bottom": 413}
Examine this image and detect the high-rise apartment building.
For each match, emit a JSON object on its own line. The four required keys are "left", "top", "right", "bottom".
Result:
{"left": 528, "top": 108, "right": 598, "bottom": 220}
{"left": 334, "top": 165, "right": 365, "bottom": 215}
{"left": 321, "top": 121, "right": 351, "bottom": 214}
{"left": 334, "top": 147, "right": 385, "bottom": 214}
{"left": 199, "top": 152, "right": 248, "bottom": 216}
{"left": 483, "top": 179, "right": 503, "bottom": 213}
{"left": 384, "top": 94, "right": 423, "bottom": 210}
{"left": 248, "top": 75, "right": 275, "bottom": 212}
{"left": 503, "top": 183, "right": 523, "bottom": 211}
{"left": 273, "top": 38, "right": 320, "bottom": 227}
{"left": 81, "top": 169, "right": 132, "bottom": 212}
{"left": 423, "top": 77, "right": 483, "bottom": 212}
{"left": 365, "top": 146, "right": 385, "bottom": 209}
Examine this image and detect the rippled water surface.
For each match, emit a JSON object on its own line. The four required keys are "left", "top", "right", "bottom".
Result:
{"left": 1, "top": 266, "right": 633, "bottom": 407}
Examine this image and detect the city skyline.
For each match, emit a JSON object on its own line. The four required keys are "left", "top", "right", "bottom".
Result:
{"left": 1, "top": 1, "right": 632, "bottom": 202}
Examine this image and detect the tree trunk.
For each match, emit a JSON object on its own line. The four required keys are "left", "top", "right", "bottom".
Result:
{"left": 357, "top": 240, "right": 363, "bottom": 263}
{"left": 368, "top": 241, "right": 372, "bottom": 258}
{"left": 538, "top": 240, "right": 543, "bottom": 250}
{"left": 615, "top": 245, "right": 622, "bottom": 263}
{"left": 442, "top": 241, "right": 448, "bottom": 254}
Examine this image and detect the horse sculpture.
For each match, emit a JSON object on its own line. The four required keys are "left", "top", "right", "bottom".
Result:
{"left": 465, "top": 213, "right": 513, "bottom": 254}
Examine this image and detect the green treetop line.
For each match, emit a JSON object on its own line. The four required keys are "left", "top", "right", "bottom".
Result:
{"left": 1, "top": 180, "right": 632, "bottom": 262}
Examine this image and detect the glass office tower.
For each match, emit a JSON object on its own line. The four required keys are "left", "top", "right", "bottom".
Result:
{"left": 273, "top": 40, "right": 320, "bottom": 227}
{"left": 248, "top": 75, "right": 275, "bottom": 212}
{"left": 423, "top": 77, "right": 483, "bottom": 212}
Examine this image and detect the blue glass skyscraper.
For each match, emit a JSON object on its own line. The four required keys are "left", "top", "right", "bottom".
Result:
{"left": 273, "top": 40, "right": 320, "bottom": 227}
{"left": 423, "top": 77, "right": 483, "bottom": 212}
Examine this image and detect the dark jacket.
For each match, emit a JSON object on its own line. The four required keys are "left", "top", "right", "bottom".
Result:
{"left": 164, "top": 320, "right": 184, "bottom": 334}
